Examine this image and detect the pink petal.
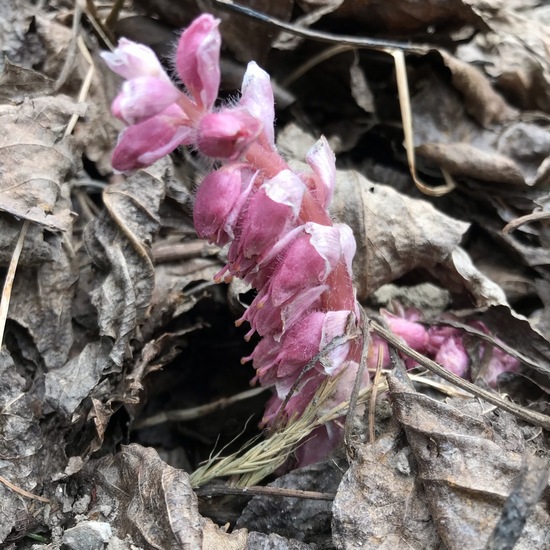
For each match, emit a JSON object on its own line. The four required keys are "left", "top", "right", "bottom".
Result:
{"left": 274, "top": 312, "right": 325, "bottom": 378}
{"left": 175, "top": 14, "right": 221, "bottom": 110}
{"left": 306, "top": 136, "right": 336, "bottom": 208}
{"left": 111, "top": 105, "right": 193, "bottom": 172}
{"left": 229, "top": 169, "right": 305, "bottom": 264}
{"left": 101, "top": 38, "right": 170, "bottom": 81}
{"left": 198, "top": 108, "right": 262, "bottom": 159}
{"left": 193, "top": 164, "right": 257, "bottom": 245}
{"left": 240, "top": 61, "right": 275, "bottom": 148}
{"left": 335, "top": 223, "right": 356, "bottom": 277}
{"left": 112, "top": 76, "right": 184, "bottom": 125}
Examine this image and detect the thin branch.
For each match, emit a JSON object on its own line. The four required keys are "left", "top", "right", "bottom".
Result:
{"left": 195, "top": 484, "right": 335, "bottom": 501}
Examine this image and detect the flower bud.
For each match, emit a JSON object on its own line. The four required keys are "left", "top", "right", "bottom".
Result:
{"left": 382, "top": 310, "right": 428, "bottom": 352}
{"left": 435, "top": 336, "right": 469, "bottom": 377}
{"left": 175, "top": 14, "right": 221, "bottom": 110}
{"left": 101, "top": 38, "right": 170, "bottom": 81}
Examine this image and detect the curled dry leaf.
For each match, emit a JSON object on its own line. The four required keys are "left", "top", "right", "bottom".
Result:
{"left": 330, "top": 168, "right": 469, "bottom": 299}
{"left": 430, "top": 246, "right": 507, "bottom": 308}
{"left": 80, "top": 444, "right": 247, "bottom": 549}
{"left": 435, "top": 50, "right": 516, "bottom": 127}
{"left": 457, "top": 5, "right": 550, "bottom": 112}
{"left": 83, "top": 159, "right": 169, "bottom": 368}
{"left": 8, "top": 234, "right": 78, "bottom": 370}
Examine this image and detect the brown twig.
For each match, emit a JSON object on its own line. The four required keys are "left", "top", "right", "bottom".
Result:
{"left": 133, "top": 387, "right": 269, "bottom": 429}
{"left": 195, "top": 484, "right": 335, "bottom": 501}
{"left": 0, "top": 474, "right": 50, "bottom": 504}
{"left": 211, "top": 0, "right": 428, "bottom": 53}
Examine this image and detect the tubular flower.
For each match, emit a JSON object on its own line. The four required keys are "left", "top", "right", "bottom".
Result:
{"left": 104, "top": 14, "right": 521, "bottom": 467}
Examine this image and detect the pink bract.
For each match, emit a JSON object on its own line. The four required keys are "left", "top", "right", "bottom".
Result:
{"left": 175, "top": 14, "right": 221, "bottom": 110}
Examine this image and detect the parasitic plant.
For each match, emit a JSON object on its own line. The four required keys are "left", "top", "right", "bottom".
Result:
{"left": 103, "top": 14, "right": 519, "bottom": 466}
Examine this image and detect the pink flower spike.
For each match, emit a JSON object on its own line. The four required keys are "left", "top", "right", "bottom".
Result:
{"left": 112, "top": 77, "right": 184, "bottom": 125}
{"left": 101, "top": 38, "right": 170, "bottom": 81}
{"left": 229, "top": 169, "right": 305, "bottom": 264}
{"left": 194, "top": 164, "right": 257, "bottom": 245}
{"left": 306, "top": 136, "right": 336, "bottom": 208}
{"left": 176, "top": 14, "right": 221, "bottom": 110}
{"left": 198, "top": 108, "right": 262, "bottom": 159}
{"left": 240, "top": 61, "right": 275, "bottom": 148}
{"left": 111, "top": 105, "right": 193, "bottom": 172}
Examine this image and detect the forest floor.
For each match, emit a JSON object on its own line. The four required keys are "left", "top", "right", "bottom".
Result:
{"left": 2, "top": 0, "right": 550, "bottom": 548}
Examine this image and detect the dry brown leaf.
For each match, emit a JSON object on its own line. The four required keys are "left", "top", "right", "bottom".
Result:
{"left": 0, "top": 59, "right": 53, "bottom": 102}
{"left": 436, "top": 50, "right": 516, "bottom": 127}
{"left": 330, "top": 168, "right": 469, "bottom": 299}
{"left": 457, "top": 5, "right": 550, "bottom": 112}
{"left": 0, "top": 95, "right": 82, "bottom": 232}
{"left": 82, "top": 444, "right": 206, "bottom": 548}
{"left": 332, "top": 0, "right": 482, "bottom": 33}
{"left": 8, "top": 233, "right": 78, "bottom": 370}
{"left": 0, "top": 349, "right": 62, "bottom": 542}
{"left": 333, "top": 424, "right": 442, "bottom": 548}
{"left": 0, "top": 0, "right": 45, "bottom": 74}
{"left": 430, "top": 246, "right": 507, "bottom": 308}
{"left": 44, "top": 341, "right": 112, "bottom": 417}
{"left": 412, "top": 70, "right": 550, "bottom": 187}
{"left": 385, "top": 371, "right": 550, "bottom": 549}
{"left": 202, "top": 519, "right": 248, "bottom": 550}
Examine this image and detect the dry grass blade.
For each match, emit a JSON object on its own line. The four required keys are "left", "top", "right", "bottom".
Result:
{"left": 0, "top": 220, "right": 30, "bottom": 349}
{"left": 502, "top": 210, "right": 550, "bottom": 234}
{"left": 190, "top": 373, "right": 380, "bottom": 488}
{"left": 389, "top": 49, "right": 455, "bottom": 197}
{"left": 0, "top": 474, "right": 50, "bottom": 504}
{"left": 63, "top": 36, "right": 95, "bottom": 137}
